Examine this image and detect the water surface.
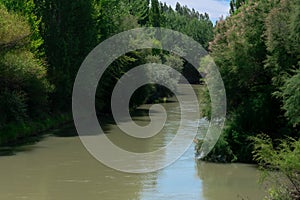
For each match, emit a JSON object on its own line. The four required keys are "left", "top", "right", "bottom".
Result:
{"left": 0, "top": 91, "right": 265, "bottom": 200}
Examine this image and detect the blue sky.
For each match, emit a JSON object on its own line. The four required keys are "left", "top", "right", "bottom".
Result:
{"left": 161, "top": 0, "right": 230, "bottom": 23}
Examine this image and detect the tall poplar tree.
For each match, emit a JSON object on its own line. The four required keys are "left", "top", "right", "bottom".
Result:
{"left": 35, "top": 0, "right": 97, "bottom": 110}
{"left": 149, "top": 0, "right": 160, "bottom": 27}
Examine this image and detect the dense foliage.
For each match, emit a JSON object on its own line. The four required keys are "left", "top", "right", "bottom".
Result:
{"left": 0, "top": 0, "right": 213, "bottom": 145}
{"left": 198, "top": 0, "right": 300, "bottom": 162}
{"left": 198, "top": 0, "right": 300, "bottom": 163}
{"left": 1, "top": 0, "right": 300, "bottom": 198}
{"left": 0, "top": 5, "right": 54, "bottom": 144}
{"left": 252, "top": 134, "right": 300, "bottom": 200}
{"left": 191, "top": 0, "right": 300, "bottom": 199}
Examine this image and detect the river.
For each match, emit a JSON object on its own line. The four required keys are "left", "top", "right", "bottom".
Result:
{"left": 0, "top": 90, "right": 266, "bottom": 200}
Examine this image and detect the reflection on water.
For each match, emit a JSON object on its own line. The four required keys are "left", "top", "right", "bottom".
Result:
{"left": 0, "top": 134, "right": 265, "bottom": 200}
{"left": 197, "top": 162, "right": 266, "bottom": 200}
{"left": 0, "top": 88, "right": 265, "bottom": 200}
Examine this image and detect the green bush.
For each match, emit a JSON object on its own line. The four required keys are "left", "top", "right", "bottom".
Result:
{"left": 252, "top": 134, "right": 300, "bottom": 200}
{"left": 0, "top": 5, "right": 53, "bottom": 144}
{"left": 0, "top": 50, "right": 52, "bottom": 121}
{"left": 196, "top": 131, "right": 237, "bottom": 163}
{"left": 0, "top": 90, "right": 28, "bottom": 126}
{"left": 279, "top": 67, "right": 300, "bottom": 127}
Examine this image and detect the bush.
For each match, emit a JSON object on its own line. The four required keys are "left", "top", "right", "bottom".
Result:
{"left": 196, "top": 131, "right": 237, "bottom": 163}
{"left": 279, "top": 67, "right": 300, "bottom": 128}
{"left": 252, "top": 134, "right": 300, "bottom": 200}
{"left": 0, "top": 90, "right": 28, "bottom": 126}
{"left": 0, "top": 5, "right": 52, "bottom": 122}
{"left": 0, "top": 50, "right": 52, "bottom": 121}
{"left": 0, "top": 5, "right": 53, "bottom": 144}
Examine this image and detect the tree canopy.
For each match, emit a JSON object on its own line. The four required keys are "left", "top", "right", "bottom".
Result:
{"left": 0, "top": 0, "right": 214, "bottom": 144}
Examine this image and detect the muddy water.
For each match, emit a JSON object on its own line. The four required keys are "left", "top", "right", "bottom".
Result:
{"left": 0, "top": 96, "right": 265, "bottom": 200}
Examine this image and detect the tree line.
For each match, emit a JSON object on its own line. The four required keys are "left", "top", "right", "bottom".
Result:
{"left": 0, "top": 0, "right": 213, "bottom": 144}
{"left": 1, "top": 0, "right": 300, "bottom": 198}
{"left": 196, "top": 0, "right": 300, "bottom": 199}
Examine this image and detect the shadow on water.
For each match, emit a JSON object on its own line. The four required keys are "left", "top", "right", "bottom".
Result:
{"left": 0, "top": 100, "right": 176, "bottom": 157}
{"left": 97, "top": 106, "right": 158, "bottom": 124}
{"left": 196, "top": 160, "right": 265, "bottom": 200}
{"left": 0, "top": 135, "right": 46, "bottom": 156}
{"left": 0, "top": 121, "right": 78, "bottom": 157}
{"left": 53, "top": 119, "right": 114, "bottom": 137}
{"left": 51, "top": 122, "right": 78, "bottom": 137}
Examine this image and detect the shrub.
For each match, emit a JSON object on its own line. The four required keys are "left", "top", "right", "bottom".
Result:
{"left": 252, "top": 134, "right": 300, "bottom": 200}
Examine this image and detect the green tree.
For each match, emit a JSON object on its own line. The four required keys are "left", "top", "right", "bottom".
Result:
{"left": 149, "top": 0, "right": 160, "bottom": 27}
{"left": 0, "top": 0, "right": 44, "bottom": 55}
{"left": 95, "top": 0, "right": 133, "bottom": 40}
{"left": 161, "top": 3, "right": 213, "bottom": 49}
{"left": 0, "top": 5, "right": 51, "bottom": 126}
{"left": 230, "top": 0, "right": 246, "bottom": 14}
{"left": 252, "top": 134, "right": 300, "bottom": 200}
{"left": 129, "top": 0, "right": 149, "bottom": 25}
{"left": 280, "top": 68, "right": 300, "bottom": 128}
{"left": 199, "top": 0, "right": 300, "bottom": 164}
{"left": 35, "top": 0, "right": 97, "bottom": 110}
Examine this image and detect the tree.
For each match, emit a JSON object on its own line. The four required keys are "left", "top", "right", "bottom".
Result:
{"left": 0, "top": 0, "right": 44, "bottom": 57}
{"left": 149, "top": 0, "right": 160, "bottom": 27}
{"left": 0, "top": 5, "right": 51, "bottom": 127}
{"left": 129, "top": 0, "right": 149, "bottom": 25}
{"left": 200, "top": 0, "right": 299, "bottom": 162}
{"left": 265, "top": 0, "right": 300, "bottom": 129}
{"left": 280, "top": 68, "right": 300, "bottom": 128}
{"left": 230, "top": 0, "right": 246, "bottom": 14}
{"left": 35, "top": 0, "right": 97, "bottom": 110}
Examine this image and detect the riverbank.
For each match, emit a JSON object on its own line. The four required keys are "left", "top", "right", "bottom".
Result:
{"left": 0, "top": 92, "right": 176, "bottom": 148}
{"left": 0, "top": 113, "right": 72, "bottom": 147}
